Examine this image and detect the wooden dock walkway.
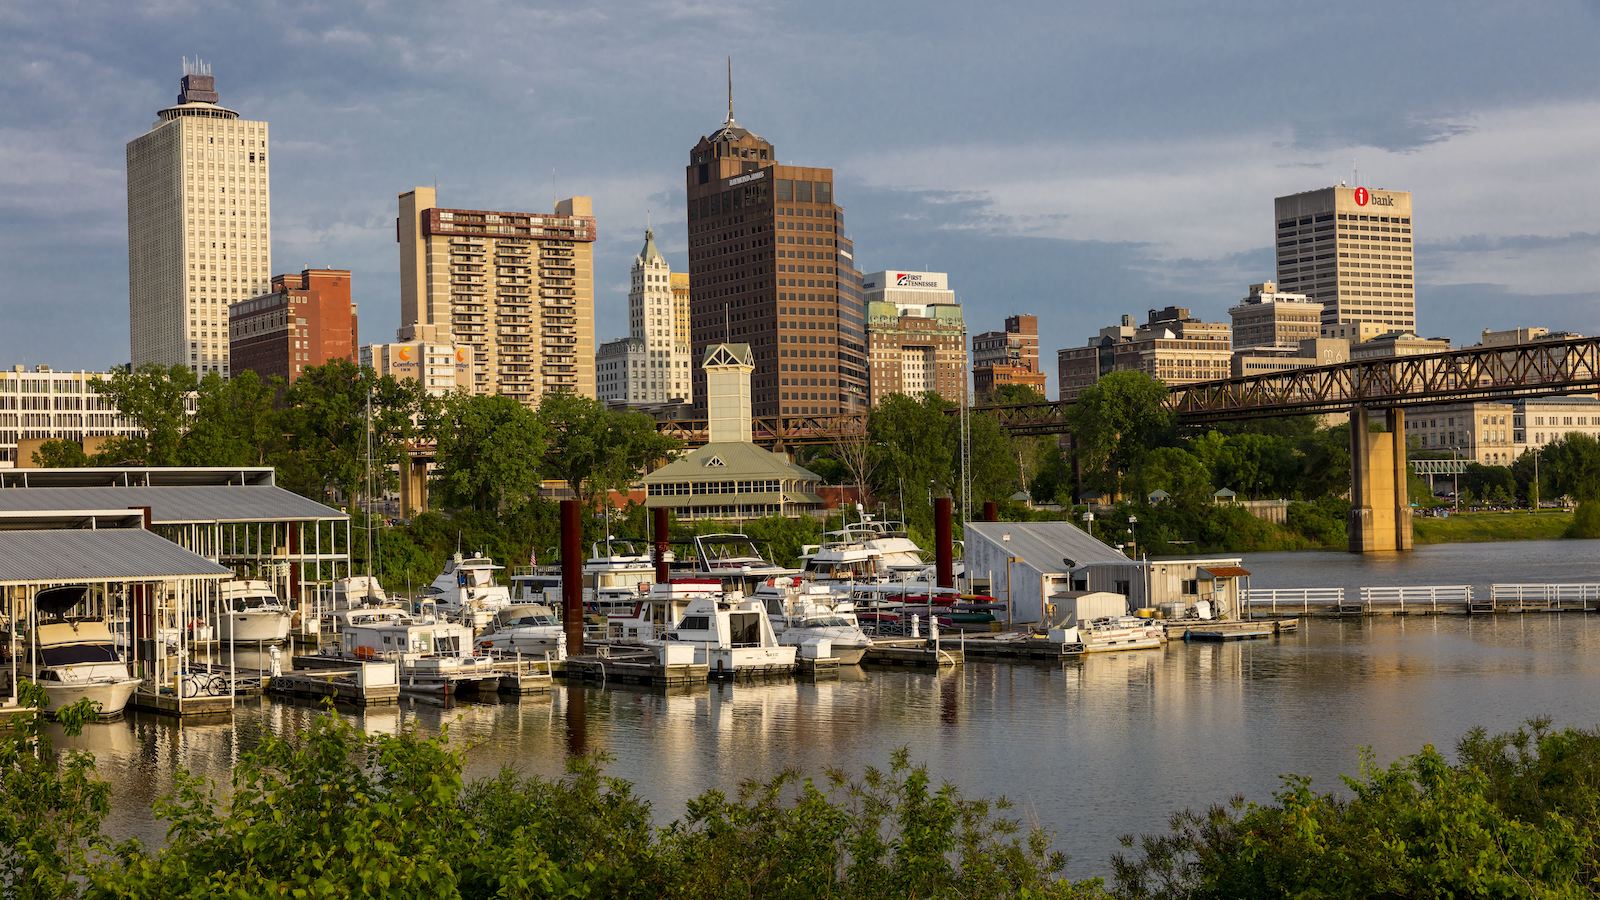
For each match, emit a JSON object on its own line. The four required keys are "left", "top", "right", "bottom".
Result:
{"left": 863, "top": 639, "right": 963, "bottom": 669}
{"left": 1247, "top": 584, "right": 1600, "bottom": 618}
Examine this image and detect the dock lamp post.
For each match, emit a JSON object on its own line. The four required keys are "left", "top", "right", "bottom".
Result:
{"left": 1126, "top": 514, "right": 1138, "bottom": 555}
{"left": 1081, "top": 509, "right": 1095, "bottom": 540}
{"left": 1450, "top": 446, "right": 1461, "bottom": 513}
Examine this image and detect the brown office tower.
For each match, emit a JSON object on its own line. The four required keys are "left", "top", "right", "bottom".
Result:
{"left": 684, "top": 77, "right": 867, "bottom": 419}
{"left": 972, "top": 314, "right": 1046, "bottom": 400}
{"left": 398, "top": 187, "right": 597, "bottom": 403}
{"left": 228, "top": 268, "right": 357, "bottom": 384}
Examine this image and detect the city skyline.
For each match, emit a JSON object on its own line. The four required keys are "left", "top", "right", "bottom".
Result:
{"left": 4, "top": 2, "right": 1599, "bottom": 395}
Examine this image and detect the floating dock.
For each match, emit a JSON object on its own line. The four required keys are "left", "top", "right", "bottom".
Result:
{"left": 863, "top": 639, "right": 963, "bottom": 669}
{"left": 560, "top": 650, "right": 709, "bottom": 687}
{"left": 1164, "top": 618, "right": 1298, "bottom": 639}
{"left": 1186, "top": 627, "right": 1274, "bottom": 642}
{"left": 268, "top": 666, "right": 400, "bottom": 706}
{"left": 1247, "top": 583, "right": 1600, "bottom": 618}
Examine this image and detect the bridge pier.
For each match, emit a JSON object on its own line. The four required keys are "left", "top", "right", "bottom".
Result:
{"left": 1348, "top": 407, "right": 1412, "bottom": 553}
{"left": 398, "top": 454, "right": 430, "bottom": 518}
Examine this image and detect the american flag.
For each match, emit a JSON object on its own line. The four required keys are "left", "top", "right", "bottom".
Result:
{"left": 529, "top": 546, "right": 537, "bottom": 568}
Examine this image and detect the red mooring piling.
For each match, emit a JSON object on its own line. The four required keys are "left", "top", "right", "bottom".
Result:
{"left": 935, "top": 496, "right": 955, "bottom": 589}
{"left": 560, "top": 499, "right": 584, "bottom": 657}
{"left": 653, "top": 507, "right": 671, "bottom": 584}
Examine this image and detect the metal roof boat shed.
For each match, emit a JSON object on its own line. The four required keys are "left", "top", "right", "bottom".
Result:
{"left": 0, "top": 513, "right": 234, "bottom": 715}
{"left": 0, "top": 467, "right": 349, "bottom": 635}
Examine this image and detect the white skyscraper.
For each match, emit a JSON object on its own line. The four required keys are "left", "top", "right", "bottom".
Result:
{"left": 127, "top": 59, "right": 270, "bottom": 374}
{"left": 596, "top": 229, "right": 693, "bottom": 407}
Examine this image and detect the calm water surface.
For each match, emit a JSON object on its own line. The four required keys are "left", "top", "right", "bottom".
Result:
{"left": 60, "top": 539, "right": 1600, "bottom": 876}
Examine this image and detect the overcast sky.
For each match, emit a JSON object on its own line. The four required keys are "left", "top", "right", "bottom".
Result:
{"left": 2, "top": 1, "right": 1598, "bottom": 396}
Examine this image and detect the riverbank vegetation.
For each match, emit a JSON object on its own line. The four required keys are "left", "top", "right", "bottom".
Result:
{"left": 1413, "top": 509, "right": 1574, "bottom": 544}
{"left": 8, "top": 691, "right": 1600, "bottom": 896}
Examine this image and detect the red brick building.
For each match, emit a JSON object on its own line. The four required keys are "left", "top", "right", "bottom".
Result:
{"left": 228, "top": 269, "right": 357, "bottom": 383}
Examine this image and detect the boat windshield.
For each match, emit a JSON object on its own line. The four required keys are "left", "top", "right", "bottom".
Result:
{"left": 39, "top": 643, "right": 120, "bottom": 667}
{"left": 805, "top": 616, "right": 856, "bottom": 628}
{"left": 506, "top": 615, "right": 557, "bottom": 628}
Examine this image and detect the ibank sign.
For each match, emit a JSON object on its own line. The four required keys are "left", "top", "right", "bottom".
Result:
{"left": 1351, "top": 186, "right": 1398, "bottom": 208}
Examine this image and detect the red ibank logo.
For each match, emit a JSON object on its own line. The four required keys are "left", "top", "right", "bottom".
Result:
{"left": 1353, "top": 186, "right": 1370, "bottom": 206}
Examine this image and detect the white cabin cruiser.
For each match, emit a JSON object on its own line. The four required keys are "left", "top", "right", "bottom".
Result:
{"left": 476, "top": 604, "right": 565, "bottom": 657}
{"left": 30, "top": 586, "right": 141, "bottom": 717}
{"left": 606, "top": 579, "right": 724, "bottom": 644}
{"left": 217, "top": 580, "right": 292, "bottom": 643}
{"left": 509, "top": 569, "right": 562, "bottom": 605}
{"left": 693, "top": 534, "right": 799, "bottom": 595}
{"left": 330, "top": 613, "right": 498, "bottom": 696}
{"left": 663, "top": 594, "right": 797, "bottom": 677}
{"left": 584, "top": 538, "right": 658, "bottom": 618}
{"left": 798, "top": 535, "right": 886, "bottom": 586}
{"left": 756, "top": 578, "right": 870, "bottom": 665}
{"left": 419, "top": 552, "right": 512, "bottom": 630}
{"left": 328, "top": 575, "right": 389, "bottom": 609}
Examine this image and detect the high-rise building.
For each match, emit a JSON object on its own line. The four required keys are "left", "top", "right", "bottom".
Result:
{"left": 670, "top": 272, "right": 692, "bottom": 355}
{"left": 861, "top": 270, "right": 966, "bottom": 406}
{"left": 1274, "top": 185, "right": 1414, "bottom": 332}
{"left": 1058, "top": 307, "right": 1232, "bottom": 401}
{"left": 972, "top": 314, "right": 1046, "bottom": 400}
{"left": 362, "top": 341, "right": 471, "bottom": 397}
{"left": 228, "top": 268, "right": 357, "bottom": 384}
{"left": 596, "top": 230, "right": 693, "bottom": 408}
{"left": 397, "top": 186, "right": 596, "bottom": 405}
{"left": 1228, "top": 281, "right": 1322, "bottom": 350}
{"left": 684, "top": 74, "right": 867, "bottom": 419}
{"left": 127, "top": 59, "right": 271, "bottom": 375}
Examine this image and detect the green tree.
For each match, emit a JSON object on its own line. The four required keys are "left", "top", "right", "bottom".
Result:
{"left": 1538, "top": 433, "right": 1600, "bottom": 503}
{"left": 869, "top": 392, "right": 957, "bottom": 528}
{"left": 30, "top": 439, "right": 91, "bottom": 468}
{"left": 91, "top": 363, "right": 198, "bottom": 466}
{"left": 427, "top": 393, "right": 547, "bottom": 514}
{"left": 178, "top": 370, "right": 281, "bottom": 467}
{"left": 276, "top": 360, "right": 421, "bottom": 507}
{"left": 536, "top": 392, "right": 680, "bottom": 506}
{"left": 983, "top": 383, "right": 1048, "bottom": 407}
{"left": 1067, "top": 371, "right": 1174, "bottom": 496}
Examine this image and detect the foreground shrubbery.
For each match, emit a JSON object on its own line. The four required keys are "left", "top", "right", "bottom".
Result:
{"left": 7, "top": 690, "right": 1600, "bottom": 897}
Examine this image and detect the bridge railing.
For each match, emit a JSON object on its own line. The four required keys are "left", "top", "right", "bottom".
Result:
{"left": 1490, "top": 583, "right": 1600, "bottom": 611}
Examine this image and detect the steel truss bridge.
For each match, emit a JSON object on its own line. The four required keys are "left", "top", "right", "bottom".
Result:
{"left": 660, "top": 337, "right": 1600, "bottom": 445}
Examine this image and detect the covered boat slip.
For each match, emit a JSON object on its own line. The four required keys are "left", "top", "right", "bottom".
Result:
{"left": 0, "top": 467, "right": 350, "bottom": 637}
{"left": 0, "top": 520, "right": 234, "bottom": 716}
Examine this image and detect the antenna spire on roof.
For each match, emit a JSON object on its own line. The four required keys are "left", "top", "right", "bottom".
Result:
{"left": 726, "top": 56, "right": 734, "bottom": 123}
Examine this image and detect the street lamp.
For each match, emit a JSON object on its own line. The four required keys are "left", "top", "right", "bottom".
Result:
{"left": 1450, "top": 446, "right": 1460, "bottom": 512}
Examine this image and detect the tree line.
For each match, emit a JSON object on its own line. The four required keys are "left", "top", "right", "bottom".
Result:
{"left": 9, "top": 689, "right": 1600, "bottom": 896}
{"left": 38, "top": 360, "right": 680, "bottom": 514}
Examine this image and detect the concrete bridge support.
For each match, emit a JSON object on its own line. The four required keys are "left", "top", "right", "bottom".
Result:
{"left": 397, "top": 455, "right": 430, "bottom": 518}
{"left": 1348, "top": 407, "right": 1413, "bottom": 553}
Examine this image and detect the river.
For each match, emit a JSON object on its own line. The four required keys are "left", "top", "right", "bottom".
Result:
{"left": 57, "top": 538, "right": 1600, "bottom": 878}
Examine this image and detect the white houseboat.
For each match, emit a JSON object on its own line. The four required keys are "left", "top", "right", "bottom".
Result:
{"left": 664, "top": 593, "right": 797, "bottom": 678}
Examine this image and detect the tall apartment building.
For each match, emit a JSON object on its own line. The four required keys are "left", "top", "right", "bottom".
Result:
{"left": 1058, "top": 307, "right": 1232, "bottom": 401}
{"left": 684, "top": 87, "right": 867, "bottom": 419}
{"left": 1228, "top": 281, "right": 1322, "bottom": 350}
{"left": 1274, "top": 185, "right": 1414, "bottom": 332}
{"left": 228, "top": 268, "right": 357, "bottom": 384}
{"left": 127, "top": 59, "right": 271, "bottom": 375}
{"left": 861, "top": 270, "right": 966, "bottom": 406}
{"left": 0, "top": 367, "right": 142, "bottom": 468}
{"left": 362, "top": 342, "right": 471, "bottom": 397}
{"left": 670, "top": 272, "right": 691, "bottom": 355}
{"left": 972, "top": 314, "right": 1046, "bottom": 400}
{"left": 397, "top": 186, "right": 596, "bottom": 404}
{"left": 596, "top": 230, "right": 693, "bottom": 408}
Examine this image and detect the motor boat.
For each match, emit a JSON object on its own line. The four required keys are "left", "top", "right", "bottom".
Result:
{"left": 1072, "top": 616, "right": 1166, "bottom": 653}
{"left": 755, "top": 577, "right": 870, "bottom": 665}
{"left": 663, "top": 593, "right": 797, "bottom": 677}
{"left": 476, "top": 604, "right": 565, "bottom": 657}
{"left": 797, "top": 535, "right": 886, "bottom": 586}
{"left": 328, "top": 575, "right": 389, "bottom": 609}
{"left": 509, "top": 568, "right": 562, "bottom": 605}
{"left": 418, "top": 552, "right": 512, "bottom": 630}
{"left": 606, "top": 579, "right": 724, "bottom": 644}
{"left": 692, "top": 534, "right": 799, "bottom": 595}
{"left": 329, "top": 611, "right": 499, "bottom": 697}
{"left": 583, "top": 538, "right": 659, "bottom": 619}
{"left": 217, "top": 580, "right": 292, "bottom": 644}
{"left": 29, "top": 585, "right": 141, "bottom": 718}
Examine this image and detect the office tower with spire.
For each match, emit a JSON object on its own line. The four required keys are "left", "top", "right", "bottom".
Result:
{"left": 1275, "top": 185, "right": 1415, "bottom": 332}
{"left": 126, "top": 59, "right": 270, "bottom": 375}
{"left": 684, "top": 63, "right": 868, "bottom": 419}
{"left": 597, "top": 229, "right": 693, "bottom": 407}
{"left": 397, "top": 186, "right": 597, "bottom": 403}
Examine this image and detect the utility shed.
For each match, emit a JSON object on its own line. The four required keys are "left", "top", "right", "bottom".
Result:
{"left": 965, "top": 521, "right": 1136, "bottom": 625}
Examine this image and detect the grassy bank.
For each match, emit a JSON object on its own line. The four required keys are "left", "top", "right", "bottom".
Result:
{"left": 1413, "top": 509, "right": 1573, "bottom": 544}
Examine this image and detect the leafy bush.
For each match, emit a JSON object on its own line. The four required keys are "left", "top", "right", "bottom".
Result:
{"left": 1567, "top": 500, "right": 1600, "bottom": 539}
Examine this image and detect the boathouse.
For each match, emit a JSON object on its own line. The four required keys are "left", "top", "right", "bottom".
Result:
{"left": 0, "top": 509, "right": 233, "bottom": 716}
{"left": 643, "top": 345, "right": 824, "bottom": 521}
{"left": 0, "top": 467, "right": 349, "bottom": 635}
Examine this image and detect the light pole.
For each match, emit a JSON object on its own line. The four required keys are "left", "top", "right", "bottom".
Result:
{"left": 1451, "top": 446, "right": 1460, "bottom": 513}
{"left": 1081, "top": 509, "right": 1095, "bottom": 541}
{"left": 1126, "top": 514, "right": 1138, "bottom": 556}
{"left": 1533, "top": 448, "right": 1541, "bottom": 511}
